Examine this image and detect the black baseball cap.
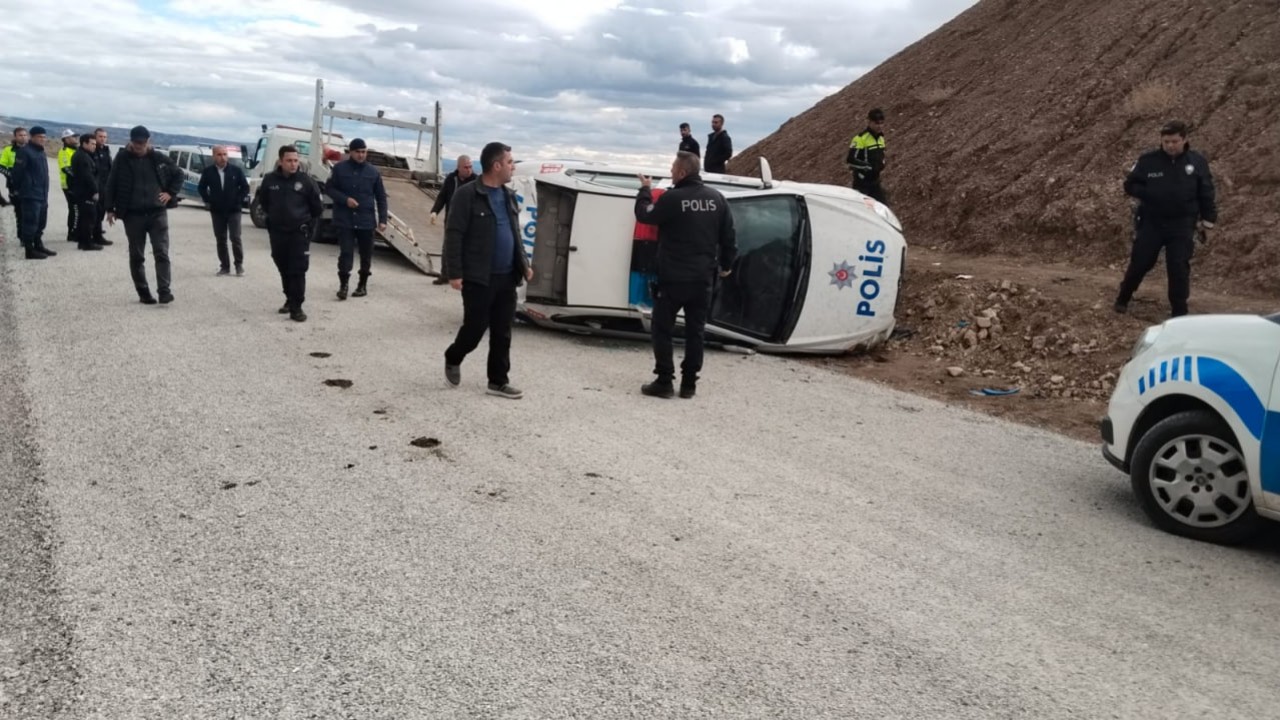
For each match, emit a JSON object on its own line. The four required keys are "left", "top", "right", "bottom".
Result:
{"left": 130, "top": 125, "right": 151, "bottom": 142}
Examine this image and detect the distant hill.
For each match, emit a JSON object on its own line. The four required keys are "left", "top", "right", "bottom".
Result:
{"left": 734, "top": 0, "right": 1280, "bottom": 293}
{"left": 0, "top": 115, "right": 243, "bottom": 151}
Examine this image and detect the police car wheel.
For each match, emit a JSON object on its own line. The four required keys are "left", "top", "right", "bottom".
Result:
{"left": 1129, "top": 410, "right": 1266, "bottom": 545}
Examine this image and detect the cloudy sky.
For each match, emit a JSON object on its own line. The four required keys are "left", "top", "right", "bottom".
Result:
{"left": 1, "top": 0, "right": 976, "bottom": 168}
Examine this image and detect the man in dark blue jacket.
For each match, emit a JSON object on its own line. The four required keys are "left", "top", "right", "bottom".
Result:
{"left": 1115, "top": 120, "right": 1218, "bottom": 318}
{"left": 198, "top": 145, "right": 251, "bottom": 276}
{"left": 10, "top": 126, "right": 56, "bottom": 259}
{"left": 325, "top": 138, "right": 388, "bottom": 299}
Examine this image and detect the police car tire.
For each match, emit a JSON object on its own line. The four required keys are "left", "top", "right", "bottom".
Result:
{"left": 249, "top": 197, "right": 267, "bottom": 229}
{"left": 1129, "top": 410, "right": 1266, "bottom": 545}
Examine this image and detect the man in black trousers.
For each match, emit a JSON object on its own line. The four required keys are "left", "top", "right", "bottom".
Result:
{"left": 634, "top": 151, "right": 737, "bottom": 399}
{"left": 442, "top": 141, "right": 533, "bottom": 400}
{"left": 198, "top": 145, "right": 251, "bottom": 276}
{"left": 253, "top": 146, "right": 323, "bottom": 322}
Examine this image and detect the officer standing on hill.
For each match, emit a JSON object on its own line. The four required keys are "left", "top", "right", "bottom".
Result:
{"left": 847, "top": 108, "right": 888, "bottom": 204}
{"left": 1114, "top": 120, "right": 1217, "bottom": 318}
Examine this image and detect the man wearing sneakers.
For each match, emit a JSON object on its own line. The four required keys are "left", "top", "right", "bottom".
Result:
{"left": 442, "top": 141, "right": 533, "bottom": 400}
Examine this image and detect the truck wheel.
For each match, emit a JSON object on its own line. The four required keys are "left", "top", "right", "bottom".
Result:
{"left": 249, "top": 197, "right": 267, "bottom": 229}
{"left": 1129, "top": 410, "right": 1266, "bottom": 545}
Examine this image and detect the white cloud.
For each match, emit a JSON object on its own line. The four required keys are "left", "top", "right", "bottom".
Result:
{"left": 0, "top": 0, "right": 978, "bottom": 168}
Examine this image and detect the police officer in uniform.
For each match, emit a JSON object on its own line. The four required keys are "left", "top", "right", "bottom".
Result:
{"left": 11, "top": 126, "right": 57, "bottom": 259}
{"left": 58, "top": 129, "right": 79, "bottom": 241}
{"left": 847, "top": 108, "right": 888, "bottom": 204}
{"left": 325, "top": 138, "right": 388, "bottom": 300}
{"left": 633, "top": 150, "right": 737, "bottom": 399}
{"left": 253, "top": 145, "right": 323, "bottom": 322}
{"left": 1115, "top": 120, "right": 1217, "bottom": 318}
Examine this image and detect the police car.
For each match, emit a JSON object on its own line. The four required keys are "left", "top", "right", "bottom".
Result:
{"left": 509, "top": 158, "right": 907, "bottom": 354}
{"left": 1102, "top": 314, "right": 1280, "bottom": 544}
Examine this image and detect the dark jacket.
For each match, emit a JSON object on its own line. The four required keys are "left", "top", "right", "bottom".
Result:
{"left": 197, "top": 163, "right": 250, "bottom": 214}
{"left": 93, "top": 144, "right": 112, "bottom": 186}
{"left": 326, "top": 159, "right": 387, "bottom": 229}
{"left": 704, "top": 130, "right": 732, "bottom": 174}
{"left": 430, "top": 169, "right": 476, "bottom": 216}
{"left": 104, "top": 147, "right": 183, "bottom": 216}
{"left": 68, "top": 147, "right": 99, "bottom": 203}
{"left": 1124, "top": 145, "right": 1217, "bottom": 224}
{"left": 679, "top": 135, "right": 700, "bottom": 157}
{"left": 254, "top": 168, "right": 323, "bottom": 232}
{"left": 444, "top": 180, "right": 530, "bottom": 286}
{"left": 10, "top": 143, "right": 50, "bottom": 201}
{"left": 634, "top": 174, "right": 737, "bottom": 286}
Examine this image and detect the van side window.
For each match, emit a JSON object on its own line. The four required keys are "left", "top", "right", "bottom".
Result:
{"left": 190, "top": 153, "right": 206, "bottom": 172}
{"left": 169, "top": 150, "right": 180, "bottom": 164}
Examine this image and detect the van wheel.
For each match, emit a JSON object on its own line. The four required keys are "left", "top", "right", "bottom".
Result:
{"left": 1129, "top": 410, "right": 1265, "bottom": 545}
{"left": 249, "top": 197, "right": 267, "bottom": 229}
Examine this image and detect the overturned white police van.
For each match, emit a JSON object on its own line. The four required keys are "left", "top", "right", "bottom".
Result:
{"left": 508, "top": 158, "right": 907, "bottom": 354}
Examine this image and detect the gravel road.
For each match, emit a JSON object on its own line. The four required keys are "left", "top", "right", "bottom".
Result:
{"left": 2, "top": 173, "right": 1277, "bottom": 719}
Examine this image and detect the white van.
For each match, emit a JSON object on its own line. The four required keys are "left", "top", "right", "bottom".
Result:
{"left": 510, "top": 158, "right": 907, "bottom": 354}
{"left": 167, "top": 144, "right": 251, "bottom": 210}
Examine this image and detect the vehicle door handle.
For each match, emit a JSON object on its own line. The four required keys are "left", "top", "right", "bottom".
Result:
{"left": 569, "top": 245, "right": 578, "bottom": 252}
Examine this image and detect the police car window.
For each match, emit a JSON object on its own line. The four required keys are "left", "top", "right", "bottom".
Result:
{"left": 191, "top": 153, "right": 206, "bottom": 171}
{"left": 228, "top": 156, "right": 245, "bottom": 170}
{"left": 712, "top": 195, "right": 803, "bottom": 339}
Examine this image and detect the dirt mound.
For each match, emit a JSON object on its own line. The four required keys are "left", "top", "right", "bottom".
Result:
{"left": 736, "top": 0, "right": 1280, "bottom": 292}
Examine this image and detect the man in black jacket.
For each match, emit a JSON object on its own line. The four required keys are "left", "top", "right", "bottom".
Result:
{"left": 91, "top": 128, "right": 113, "bottom": 245}
{"left": 68, "top": 133, "right": 103, "bottom": 251}
{"left": 10, "top": 126, "right": 56, "bottom": 259}
{"left": 678, "top": 123, "right": 700, "bottom": 156}
{"left": 198, "top": 145, "right": 251, "bottom": 276}
{"left": 1115, "top": 120, "right": 1218, "bottom": 318}
{"left": 704, "top": 114, "right": 732, "bottom": 174}
{"left": 253, "top": 146, "right": 323, "bottom": 322}
{"left": 442, "top": 141, "right": 533, "bottom": 400}
{"left": 634, "top": 151, "right": 737, "bottom": 399}
{"left": 104, "top": 125, "right": 184, "bottom": 304}
{"left": 429, "top": 154, "right": 476, "bottom": 284}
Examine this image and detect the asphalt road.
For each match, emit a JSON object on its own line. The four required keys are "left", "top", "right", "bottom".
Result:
{"left": 1, "top": 177, "right": 1278, "bottom": 719}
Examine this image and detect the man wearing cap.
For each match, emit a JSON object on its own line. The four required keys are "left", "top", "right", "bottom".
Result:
{"left": 1115, "top": 120, "right": 1218, "bottom": 318}
{"left": 104, "top": 125, "right": 184, "bottom": 304}
{"left": 58, "top": 129, "right": 79, "bottom": 241}
{"left": 68, "top": 133, "right": 103, "bottom": 251}
{"left": 10, "top": 126, "right": 57, "bottom": 259}
{"left": 847, "top": 108, "right": 888, "bottom": 205}
{"left": 198, "top": 145, "right": 251, "bottom": 276}
{"left": 325, "top": 138, "right": 388, "bottom": 300}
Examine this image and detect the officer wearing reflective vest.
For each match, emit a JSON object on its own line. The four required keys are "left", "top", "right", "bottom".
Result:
{"left": 0, "top": 127, "right": 26, "bottom": 212}
{"left": 58, "top": 129, "right": 79, "bottom": 241}
{"left": 846, "top": 108, "right": 888, "bottom": 205}
{"left": 1115, "top": 120, "right": 1217, "bottom": 318}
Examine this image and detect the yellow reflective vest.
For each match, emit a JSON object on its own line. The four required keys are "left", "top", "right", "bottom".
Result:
{"left": 58, "top": 145, "right": 76, "bottom": 190}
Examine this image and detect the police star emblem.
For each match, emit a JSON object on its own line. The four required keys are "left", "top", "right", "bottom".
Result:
{"left": 829, "top": 260, "right": 856, "bottom": 290}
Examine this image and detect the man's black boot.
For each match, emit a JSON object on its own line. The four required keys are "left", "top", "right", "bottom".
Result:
{"left": 352, "top": 273, "right": 369, "bottom": 297}
{"left": 679, "top": 380, "right": 697, "bottom": 399}
{"left": 24, "top": 247, "right": 46, "bottom": 260}
{"left": 641, "top": 378, "right": 675, "bottom": 398}
{"left": 35, "top": 243, "right": 56, "bottom": 257}
{"left": 337, "top": 272, "right": 349, "bottom": 300}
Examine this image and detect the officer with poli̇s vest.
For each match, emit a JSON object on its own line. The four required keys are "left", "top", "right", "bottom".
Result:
{"left": 633, "top": 151, "right": 737, "bottom": 400}
{"left": 1115, "top": 120, "right": 1217, "bottom": 318}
